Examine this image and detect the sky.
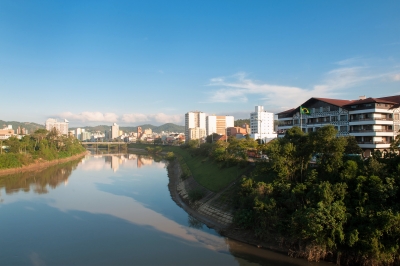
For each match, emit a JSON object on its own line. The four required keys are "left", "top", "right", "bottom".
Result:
{"left": 1, "top": 0, "right": 400, "bottom": 127}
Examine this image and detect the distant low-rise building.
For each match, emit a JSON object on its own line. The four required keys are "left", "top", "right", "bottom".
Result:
{"left": 45, "top": 118, "right": 69, "bottom": 135}
{"left": 227, "top": 124, "right": 249, "bottom": 137}
{"left": 0, "top": 125, "right": 15, "bottom": 140}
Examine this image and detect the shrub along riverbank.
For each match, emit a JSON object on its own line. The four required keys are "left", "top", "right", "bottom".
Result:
{"left": 0, "top": 129, "right": 86, "bottom": 170}
{"left": 131, "top": 126, "right": 400, "bottom": 265}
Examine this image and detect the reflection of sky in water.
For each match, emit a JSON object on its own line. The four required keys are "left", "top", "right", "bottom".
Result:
{"left": 0, "top": 154, "right": 328, "bottom": 266}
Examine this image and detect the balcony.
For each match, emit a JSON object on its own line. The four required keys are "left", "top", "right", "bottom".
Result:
{"left": 306, "top": 120, "right": 332, "bottom": 125}
{"left": 350, "top": 117, "right": 393, "bottom": 122}
{"left": 350, "top": 129, "right": 393, "bottom": 133}
{"left": 357, "top": 141, "right": 390, "bottom": 145}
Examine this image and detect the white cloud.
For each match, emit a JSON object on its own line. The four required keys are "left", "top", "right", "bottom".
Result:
{"left": 152, "top": 113, "right": 182, "bottom": 124}
{"left": 58, "top": 111, "right": 183, "bottom": 125}
{"left": 207, "top": 73, "right": 318, "bottom": 110}
{"left": 59, "top": 111, "right": 119, "bottom": 123}
{"left": 207, "top": 65, "right": 394, "bottom": 112}
{"left": 121, "top": 113, "right": 149, "bottom": 123}
{"left": 121, "top": 113, "right": 183, "bottom": 124}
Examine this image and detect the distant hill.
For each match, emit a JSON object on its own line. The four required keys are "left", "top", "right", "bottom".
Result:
{"left": 0, "top": 120, "right": 44, "bottom": 133}
{"left": 70, "top": 123, "right": 185, "bottom": 134}
{"left": 234, "top": 119, "right": 250, "bottom": 127}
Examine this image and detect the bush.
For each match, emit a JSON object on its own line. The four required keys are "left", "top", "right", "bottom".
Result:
{"left": 165, "top": 152, "right": 175, "bottom": 161}
{"left": 0, "top": 153, "right": 23, "bottom": 169}
{"left": 188, "top": 188, "right": 205, "bottom": 202}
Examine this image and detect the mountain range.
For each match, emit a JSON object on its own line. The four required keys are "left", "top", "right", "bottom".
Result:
{"left": 0, "top": 120, "right": 44, "bottom": 133}
{"left": 0, "top": 120, "right": 185, "bottom": 134}
{"left": 70, "top": 123, "right": 185, "bottom": 134}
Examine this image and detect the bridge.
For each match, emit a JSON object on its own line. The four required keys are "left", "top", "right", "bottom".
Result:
{"left": 81, "top": 142, "right": 128, "bottom": 152}
{"left": 81, "top": 142, "right": 127, "bottom": 145}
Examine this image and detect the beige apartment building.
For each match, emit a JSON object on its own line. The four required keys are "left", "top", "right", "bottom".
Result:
{"left": 206, "top": 115, "right": 234, "bottom": 136}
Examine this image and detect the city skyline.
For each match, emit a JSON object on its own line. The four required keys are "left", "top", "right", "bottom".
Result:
{"left": 1, "top": 1, "right": 400, "bottom": 127}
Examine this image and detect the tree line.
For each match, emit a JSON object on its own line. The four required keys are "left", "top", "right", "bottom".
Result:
{"left": 0, "top": 128, "right": 86, "bottom": 169}
{"left": 233, "top": 125, "right": 400, "bottom": 265}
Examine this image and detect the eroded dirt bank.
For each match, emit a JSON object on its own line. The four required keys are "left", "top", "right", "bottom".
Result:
{"left": 0, "top": 151, "right": 89, "bottom": 177}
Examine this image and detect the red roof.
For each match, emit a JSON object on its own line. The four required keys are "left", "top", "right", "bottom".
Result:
{"left": 277, "top": 108, "right": 295, "bottom": 115}
{"left": 314, "top": 97, "right": 356, "bottom": 107}
{"left": 342, "top": 95, "right": 400, "bottom": 106}
{"left": 377, "top": 95, "right": 400, "bottom": 104}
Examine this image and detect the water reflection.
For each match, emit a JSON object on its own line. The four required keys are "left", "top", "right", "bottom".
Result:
{"left": 83, "top": 153, "right": 164, "bottom": 172}
{"left": 0, "top": 158, "right": 82, "bottom": 195}
{"left": 0, "top": 153, "right": 331, "bottom": 266}
{"left": 188, "top": 214, "right": 204, "bottom": 229}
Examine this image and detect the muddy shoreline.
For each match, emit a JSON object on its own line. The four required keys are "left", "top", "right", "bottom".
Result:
{"left": 0, "top": 151, "right": 89, "bottom": 177}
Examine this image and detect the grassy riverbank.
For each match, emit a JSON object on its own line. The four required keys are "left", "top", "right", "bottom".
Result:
{"left": 128, "top": 143, "right": 250, "bottom": 192}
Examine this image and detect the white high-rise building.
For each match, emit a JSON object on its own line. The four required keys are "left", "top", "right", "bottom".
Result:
{"left": 45, "top": 118, "right": 69, "bottom": 135}
{"left": 185, "top": 111, "right": 206, "bottom": 141}
{"left": 206, "top": 115, "right": 234, "bottom": 136}
{"left": 111, "top": 123, "right": 119, "bottom": 139}
{"left": 250, "top": 106, "right": 276, "bottom": 143}
{"left": 76, "top": 128, "right": 83, "bottom": 140}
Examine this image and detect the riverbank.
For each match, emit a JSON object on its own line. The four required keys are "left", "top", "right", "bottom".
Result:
{"left": 166, "top": 158, "right": 293, "bottom": 258}
{"left": 0, "top": 151, "right": 89, "bottom": 177}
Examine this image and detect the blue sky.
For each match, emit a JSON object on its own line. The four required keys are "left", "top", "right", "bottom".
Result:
{"left": 1, "top": 0, "right": 400, "bottom": 127}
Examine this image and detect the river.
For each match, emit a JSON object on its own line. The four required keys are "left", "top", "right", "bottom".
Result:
{"left": 0, "top": 153, "right": 330, "bottom": 266}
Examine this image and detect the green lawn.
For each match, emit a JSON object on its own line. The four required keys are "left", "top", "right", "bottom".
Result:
{"left": 128, "top": 143, "right": 248, "bottom": 192}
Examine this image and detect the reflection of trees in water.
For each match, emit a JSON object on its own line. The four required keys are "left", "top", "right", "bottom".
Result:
{"left": 0, "top": 158, "right": 82, "bottom": 195}
{"left": 187, "top": 214, "right": 204, "bottom": 229}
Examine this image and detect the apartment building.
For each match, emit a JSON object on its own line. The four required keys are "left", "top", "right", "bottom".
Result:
{"left": 185, "top": 111, "right": 206, "bottom": 141}
{"left": 206, "top": 115, "right": 234, "bottom": 136}
{"left": 111, "top": 123, "right": 119, "bottom": 139}
{"left": 45, "top": 118, "right": 69, "bottom": 135}
{"left": 250, "top": 106, "right": 277, "bottom": 142}
{"left": 277, "top": 95, "right": 400, "bottom": 156}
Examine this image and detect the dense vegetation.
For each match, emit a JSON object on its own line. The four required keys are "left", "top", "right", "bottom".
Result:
{"left": 234, "top": 119, "right": 250, "bottom": 127}
{"left": 0, "top": 129, "right": 86, "bottom": 169}
{"left": 234, "top": 125, "right": 400, "bottom": 265}
{"left": 131, "top": 125, "right": 400, "bottom": 264}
